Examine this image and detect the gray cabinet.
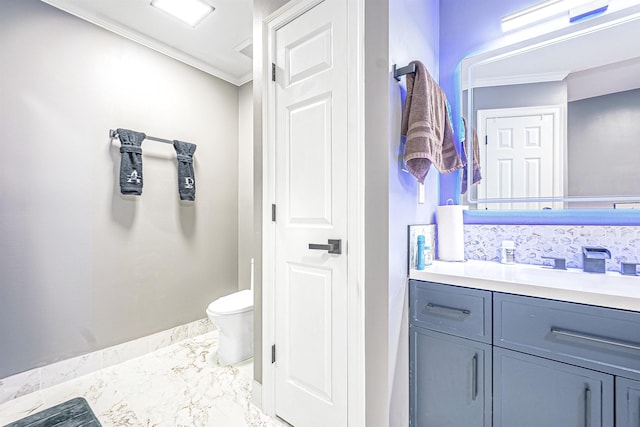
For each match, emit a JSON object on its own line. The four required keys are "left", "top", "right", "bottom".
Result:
{"left": 410, "top": 327, "right": 491, "bottom": 427}
{"left": 410, "top": 280, "right": 640, "bottom": 426}
{"left": 493, "top": 347, "right": 614, "bottom": 427}
{"left": 617, "top": 377, "right": 640, "bottom": 427}
{"left": 409, "top": 280, "right": 492, "bottom": 427}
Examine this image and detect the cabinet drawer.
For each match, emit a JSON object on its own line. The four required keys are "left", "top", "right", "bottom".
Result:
{"left": 495, "top": 293, "right": 640, "bottom": 380}
{"left": 410, "top": 280, "right": 492, "bottom": 343}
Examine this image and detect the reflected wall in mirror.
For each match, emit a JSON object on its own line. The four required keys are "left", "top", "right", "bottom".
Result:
{"left": 462, "top": 10, "right": 640, "bottom": 210}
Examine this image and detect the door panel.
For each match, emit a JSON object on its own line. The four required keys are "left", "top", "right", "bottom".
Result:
{"left": 287, "top": 24, "right": 332, "bottom": 84}
{"left": 287, "top": 94, "right": 332, "bottom": 224}
{"left": 286, "top": 263, "right": 332, "bottom": 401}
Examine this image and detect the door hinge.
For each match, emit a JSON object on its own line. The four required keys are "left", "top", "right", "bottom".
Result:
{"left": 272, "top": 204, "right": 276, "bottom": 222}
{"left": 272, "top": 63, "right": 276, "bottom": 82}
{"left": 485, "top": 135, "right": 488, "bottom": 145}
{"left": 271, "top": 344, "right": 276, "bottom": 363}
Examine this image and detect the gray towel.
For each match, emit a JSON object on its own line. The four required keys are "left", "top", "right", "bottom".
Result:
{"left": 401, "top": 60, "right": 462, "bottom": 183}
{"left": 117, "top": 128, "right": 146, "bottom": 195}
{"left": 173, "top": 140, "right": 197, "bottom": 201}
{"left": 461, "top": 117, "right": 482, "bottom": 194}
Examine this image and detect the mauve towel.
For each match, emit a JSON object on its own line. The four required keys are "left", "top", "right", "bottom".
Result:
{"left": 173, "top": 140, "right": 197, "bottom": 201}
{"left": 401, "top": 60, "right": 462, "bottom": 183}
{"left": 461, "top": 117, "right": 482, "bottom": 194}
{"left": 117, "top": 128, "right": 146, "bottom": 195}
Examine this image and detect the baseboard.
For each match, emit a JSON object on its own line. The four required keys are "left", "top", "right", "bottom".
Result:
{"left": 0, "top": 318, "right": 215, "bottom": 405}
{"left": 252, "top": 379, "right": 262, "bottom": 409}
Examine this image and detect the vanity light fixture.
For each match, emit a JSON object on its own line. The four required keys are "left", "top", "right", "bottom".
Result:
{"left": 501, "top": 0, "right": 609, "bottom": 32}
{"left": 150, "top": 0, "right": 214, "bottom": 28}
{"left": 569, "top": 0, "right": 609, "bottom": 22}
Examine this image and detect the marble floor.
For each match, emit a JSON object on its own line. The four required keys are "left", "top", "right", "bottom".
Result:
{"left": 0, "top": 331, "right": 280, "bottom": 426}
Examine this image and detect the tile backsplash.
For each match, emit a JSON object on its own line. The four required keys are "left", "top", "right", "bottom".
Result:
{"left": 463, "top": 224, "right": 640, "bottom": 272}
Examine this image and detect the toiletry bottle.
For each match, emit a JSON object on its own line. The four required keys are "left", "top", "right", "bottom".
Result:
{"left": 417, "top": 235, "right": 425, "bottom": 270}
{"left": 501, "top": 240, "right": 515, "bottom": 264}
{"left": 424, "top": 244, "right": 433, "bottom": 267}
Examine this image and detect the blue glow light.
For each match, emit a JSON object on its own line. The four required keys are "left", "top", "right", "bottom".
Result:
{"left": 570, "top": 5, "right": 609, "bottom": 23}
{"left": 464, "top": 209, "right": 640, "bottom": 225}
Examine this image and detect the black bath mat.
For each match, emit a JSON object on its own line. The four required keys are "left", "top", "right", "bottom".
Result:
{"left": 4, "top": 397, "right": 101, "bottom": 427}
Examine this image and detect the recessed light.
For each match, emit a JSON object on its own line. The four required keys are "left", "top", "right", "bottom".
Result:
{"left": 150, "top": 0, "right": 215, "bottom": 28}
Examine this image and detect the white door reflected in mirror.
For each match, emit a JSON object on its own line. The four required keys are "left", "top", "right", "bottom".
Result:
{"left": 477, "top": 107, "right": 563, "bottom": 210}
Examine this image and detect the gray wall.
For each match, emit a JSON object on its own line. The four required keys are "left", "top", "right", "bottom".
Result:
{"left": 0, "top": 0, "right": 239, "bottom": 378}
{"left": 238, "top": 82, "right": 254, "bottom": 290}
{"left": 568, "top": 88, "right": 640, "bottom": 198}
{"left": 388, "top": 1, "right": 440, "bottom": 425}
{"left": 471, "top": 81, "right": 567, "bottom": 111}
{"left": 364, "top": 0, "right": 390, "bottom": 423}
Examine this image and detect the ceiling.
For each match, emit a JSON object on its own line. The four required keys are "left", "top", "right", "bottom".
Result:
{"left": 470, "top": 14, "right": 640, "bottom": 84}
{"left": 41, "top": 0, "right": 253, "bottom": 86}
{"left": 466, "top": 9, "right": 640, "bottom": 96}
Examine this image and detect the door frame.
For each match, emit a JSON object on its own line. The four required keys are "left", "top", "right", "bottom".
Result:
{"left": 476, "top": 105, "right": 566, "bottom": 209}
{"left": 261, "top": 0, "right": 365, "bottom": 425}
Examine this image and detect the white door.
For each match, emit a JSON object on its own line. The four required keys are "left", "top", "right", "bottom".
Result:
{"left": 478, "top": 107, "right": 563, "bottom": 210}
{"left": 272, "top": 0, "right": 348, "bottom": 425}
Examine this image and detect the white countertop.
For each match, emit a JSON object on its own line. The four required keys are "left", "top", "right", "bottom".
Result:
{"left": 410, "top": 260, "right": 640, "bottom": 312}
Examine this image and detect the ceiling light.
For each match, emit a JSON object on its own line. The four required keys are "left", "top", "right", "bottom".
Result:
{"left": 150, "top": 0, "right": 214, "bottom": 28}
{"left": 501, "top": 0, "right": 607, "bottom": 32}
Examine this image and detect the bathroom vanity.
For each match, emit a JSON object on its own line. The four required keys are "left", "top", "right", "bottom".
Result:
{"left": 409, "top": 261, "right": 640, "bottom": 427}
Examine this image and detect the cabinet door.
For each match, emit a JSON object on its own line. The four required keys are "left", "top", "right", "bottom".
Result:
{"left": 617, "top": 377, "right": 640, "bottom": 427}
{"left": 410, "top": 327, "right": 491, "bottom": 427}
{"left": 494, "top": 347, "right": 614, "bottom": 427}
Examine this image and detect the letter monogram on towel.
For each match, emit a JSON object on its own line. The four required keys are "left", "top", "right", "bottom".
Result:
{"left": 173, "top": 140, "right": 197, "bottom": 201}
{"left": 117, "top": 128, "right": 146, "bottom": 195}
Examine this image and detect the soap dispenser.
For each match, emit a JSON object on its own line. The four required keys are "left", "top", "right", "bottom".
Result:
{"left": 501, "top": 240, "right": 515, "bottom": 264}
{"left": 417, "top": 235, "right": 425, "bottom": 270}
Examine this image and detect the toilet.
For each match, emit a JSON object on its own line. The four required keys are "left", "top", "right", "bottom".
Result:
{"left": 206, "top": 289, "right": 254, "bottom": 365}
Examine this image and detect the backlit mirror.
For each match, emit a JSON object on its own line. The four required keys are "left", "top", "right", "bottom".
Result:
{"left": 462, "top": 9, "right": 640, "bottom": 210}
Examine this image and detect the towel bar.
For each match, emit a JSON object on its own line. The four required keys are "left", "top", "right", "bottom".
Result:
{"left": 393, "top": 63, "right": 416, "bottom": 81}
{"left": 109, "top": 129, "right": 173, "bottom": 144}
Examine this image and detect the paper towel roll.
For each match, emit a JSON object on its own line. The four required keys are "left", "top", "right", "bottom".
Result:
{"left": 437, "top": 205, "right": 465, "bottom": 261}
